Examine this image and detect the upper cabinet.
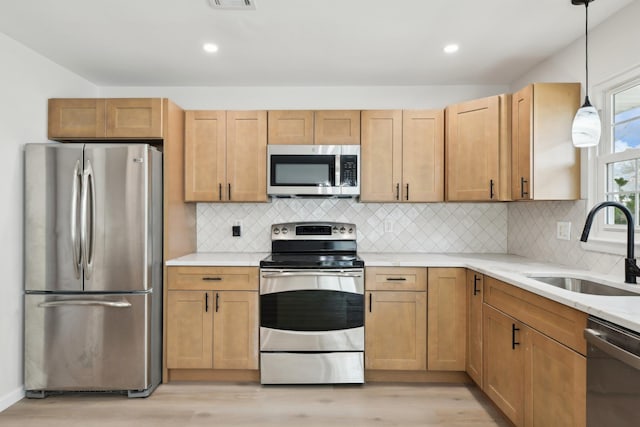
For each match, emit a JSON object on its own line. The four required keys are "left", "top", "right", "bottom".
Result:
{"left": 511, "top": 83, "right": 581, "bottom": 200}
{"left": 446, "top": 94, "right": 511, "bottom": 201}
{"left": 184, "top": 110, "right": 267, "bottom": 203}
{"left": 48, "top": 98, "right": 163, "bottom": 140}
{"left": 267, "top": 110, "right": 360, "bottom": 145}
{"left": 361, "top": 109, "right": 444, "bottom": 202}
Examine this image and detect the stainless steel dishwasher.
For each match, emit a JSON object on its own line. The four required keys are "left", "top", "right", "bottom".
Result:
{"left": 584, "top": 317, "right": 640, "bottom": 426}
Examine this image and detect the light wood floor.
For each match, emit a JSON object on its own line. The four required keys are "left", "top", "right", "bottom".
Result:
{"left": 0, "top": 383, "right": 510, "bottom": 426}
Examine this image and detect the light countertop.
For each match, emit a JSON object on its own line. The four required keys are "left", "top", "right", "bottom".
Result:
{"left": 166, "top": 251, "right": 640, "bottom": 333}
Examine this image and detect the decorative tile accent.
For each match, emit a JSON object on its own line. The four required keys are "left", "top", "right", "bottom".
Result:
{"left": 197, "top": 199, "right": 508, "bottom": 253}
{"left": 508, "top": 200, "right": 624, "bottom": 276}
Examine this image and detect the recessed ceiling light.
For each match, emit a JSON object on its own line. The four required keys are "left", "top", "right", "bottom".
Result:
{"left": 203, "top": 43, "right": 219, "bottom": 53}
{"left": 443, "top": 44, "right": 459, "bottom": 54}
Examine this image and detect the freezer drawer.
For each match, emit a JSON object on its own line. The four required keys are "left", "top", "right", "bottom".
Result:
{"left": 25, "top": 293, "right": 155, "bottom": 395}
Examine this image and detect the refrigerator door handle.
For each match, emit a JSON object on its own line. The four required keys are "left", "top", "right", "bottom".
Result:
{"left": 70, "top": 160, "right": 82, "bottom": 280}
{"left": 38, "top": 299, "right": 132, "bottom": 308}
{"left": 81, "top": 160, "right": 96, "bottom": 280}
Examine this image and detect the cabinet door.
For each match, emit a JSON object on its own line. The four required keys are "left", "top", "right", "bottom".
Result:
{"left": 365, "top": 291, "right": 427, "bottom": 371}
{"left": 166, "top": 291, "right": 213, "bottom": 369}
{"left": 48, "top": 98, "right": 105, "bottom": 139}
{"left": 427, "top": 268, "right": 466, "bottom": 371}
{"left": 213, "top": 291, "right": 259, "bottom": 370}
{"left": 268, "top": 110, "right": 314, "bottom": 144}
{"left": 184, "top": 110, "right": 227, "bottom": 202}
{"left": 466, "top": 270, "right": 483, "bottom": 387}
{"left": 483, "top": 304, "right": 525, "bottom": 426}
{"left": 105, "top": 98, "right": 163, "bottom": 138}
{"left": 512, "top": 85, "right": 533, "bottom": 200}
{"left": 226, "top": 110, "right": 268, "bottom": 202}
{"left": 524, "top": 328, "right": 586, "bottom": 427}
{"left": 402, "top": 110, "right": 445, "bottom": 202}
{"left": 314, "top": 110, "right": 361, "bottom": 145}
{"left": 446, "top": 95, "right": 510, "bottom": 201}
{"left": 360, "top": 110, "right": 402, "bottom": 202}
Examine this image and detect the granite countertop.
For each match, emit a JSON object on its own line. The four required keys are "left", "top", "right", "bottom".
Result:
{"left": 166, "top": 251, "right": 640, "bottom": 333}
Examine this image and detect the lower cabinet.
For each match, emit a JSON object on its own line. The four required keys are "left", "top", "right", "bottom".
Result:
{"left": 483, "top": 276, "right": 587, "bottom": 427}
{"left": 165, "top": 267, "right": 259, "bottom": 380}
{"left": 365, "top": 267, "right": 427, "bottom": 371}
{"left": 466, "top": 270, "right": 483, "bottom": 387}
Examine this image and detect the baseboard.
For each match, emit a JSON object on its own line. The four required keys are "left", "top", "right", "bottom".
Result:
{"left": 0, "top": 387, "right": 24, "bottom": 413}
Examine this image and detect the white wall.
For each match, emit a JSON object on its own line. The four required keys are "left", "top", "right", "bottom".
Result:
{"left": 508, "top": 0, "right": 640, "bottom": 271}
{"left": 0, "top": 33, "right": 97, "bottom": 412}
{"left": 98, "top": 85, "right": 509, "bottom": 110}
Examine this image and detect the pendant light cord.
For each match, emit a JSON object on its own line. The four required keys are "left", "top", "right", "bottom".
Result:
{"left": 585, "top": 0, "right": 589, "bottom": 98}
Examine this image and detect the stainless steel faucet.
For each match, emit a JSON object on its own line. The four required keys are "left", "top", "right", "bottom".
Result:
{"left": 580, "top": 201, "right": 640, "bottom": 284}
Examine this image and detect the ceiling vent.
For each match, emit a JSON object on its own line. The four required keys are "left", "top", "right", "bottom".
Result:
{"left": 208, "top": 0, "right": 255, "bottom": 10}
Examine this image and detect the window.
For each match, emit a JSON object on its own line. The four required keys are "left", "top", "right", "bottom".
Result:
{"left": 590, "top": 74, "right": 640, "bottom": 252}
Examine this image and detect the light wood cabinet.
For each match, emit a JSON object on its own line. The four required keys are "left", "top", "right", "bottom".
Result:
{"left": 48, "top": 98, "right": 163, "bottom": 140}
{"left": 524, "top": 326, "right": 586, "bottom": 427}
{"left": 267, "top": 110, "right": 360, "bottom": 145}
{"left": 446, "top": 94, "right": 511, "bottom": 201}
{"left": 466, "top": 270, "right": 483, "bottom": 387}
{"left": 427, "top": 268, "right": 466, "bottom": 371}
{"left": 166, "top": 267, "right": 259, "bottom": 376}
{"left": 511, "top": 83, "right": 581, "bottom": 200}
{"left": 361, "top": 110, "right": 444, "bottom": 202}
{"left": 483, "top": 304, "right": 525, "bottom": 426}
{"left": 184, "top": 110, "right": 267, "bottom": 202}
{"left": 365, "top": 267, "right": 427, "bottom": 371}
{"left": 483, "top": 276, "right": 587, "bottom": 427}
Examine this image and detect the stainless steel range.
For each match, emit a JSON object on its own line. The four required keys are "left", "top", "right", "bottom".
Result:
{"left": 259, "top": 221, "right": 364, "bottom": 384}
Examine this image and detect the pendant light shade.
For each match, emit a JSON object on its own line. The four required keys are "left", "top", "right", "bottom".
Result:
{"left": 571, "top": 0, "right": 601, "bottom": 148}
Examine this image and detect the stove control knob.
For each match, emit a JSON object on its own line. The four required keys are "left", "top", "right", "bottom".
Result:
{"left": 282, "top": 227, "right": 289, "bottom": 234}
{"left": 348, "top": 227, "right": 353, "bottom": 234}
{"left": 332, "top": 226, "right": 338, "bottom": 234}
{"left": 339, "top": 226, "right": 346, "bottom": 234}
{"left": 273, "top": 228, "right": 280, "bottom": 235}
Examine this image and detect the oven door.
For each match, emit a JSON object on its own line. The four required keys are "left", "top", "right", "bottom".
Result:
{"left": 267, "top": 145, "right": 341, "bottom": 196}
{"left": 259, "top": 269, "right": 364, "bottom": 352}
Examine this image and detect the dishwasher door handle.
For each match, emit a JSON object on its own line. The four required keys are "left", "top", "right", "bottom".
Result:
{"left": 585, "top": 328, "right": 640, "bottom": 370}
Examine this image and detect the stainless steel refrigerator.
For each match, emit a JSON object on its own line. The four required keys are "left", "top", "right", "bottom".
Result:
{"left": 24, "top": 143, "right": 163, "bottom": 398}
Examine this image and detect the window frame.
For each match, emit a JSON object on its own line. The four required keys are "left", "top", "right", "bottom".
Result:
{"left": 583, "top": 66, "right": 640, "bottom": 256}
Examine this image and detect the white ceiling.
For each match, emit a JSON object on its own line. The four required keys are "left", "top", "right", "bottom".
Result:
{"left": 0, "top": 0, "right": 634, "bottom": 87}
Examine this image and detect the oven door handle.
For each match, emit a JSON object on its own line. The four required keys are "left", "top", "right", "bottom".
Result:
{"left": 584, "top": 328, "right": 640, "bottom": 370}
{"left": 261, "top": 272, "right": 363, "bottom": 279}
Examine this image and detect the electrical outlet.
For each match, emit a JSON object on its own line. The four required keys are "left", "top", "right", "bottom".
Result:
{"left": 384, "top": 219, "right": 394, "bottom": 233}
{"left": 556, "top": 221, "right": 571, "bottom": 241}
{"left": 232, "top": 225, "right": 241, "bottom": 237}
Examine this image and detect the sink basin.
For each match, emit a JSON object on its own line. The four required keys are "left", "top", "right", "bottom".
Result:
{"left": 528, "top": 276, "right": 640, "bottom": 296}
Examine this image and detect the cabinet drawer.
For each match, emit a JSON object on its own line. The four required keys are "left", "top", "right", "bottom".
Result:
{"left": 365, "top": 267, "right": 427, "bottom": 291}
{"left": 168, "top": 267, "right": 258, "bottom": 291}
{"left": 484, "top": 276, "right": 587, "bottom": 355}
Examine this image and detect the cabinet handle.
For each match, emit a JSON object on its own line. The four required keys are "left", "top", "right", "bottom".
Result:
{"left": 218, "top": 183, "right": 222, "bottom": 201}
{"left": 386, "top": 277, "right": 407, "bottom": 281}
{"left": 490, "top": 179, "right": 495, "bottom": 199}
{"left": 228, "top": 183, "right": 231, "bottom": 201}
{"left": 406, "top": 183, "right": 409, "bottom": 201}
{"left": 396, "top": 183, "right": 400, "bottom": 201}
{"left": 473, "top": 275, "right": 481, "bottom": 296}
{"left": 205, "top": 293, "right": 209, "bottom": 312}
{"left": 215, "top": 292, "right": 220, "bottom": 312}
{"left": 202, "top": 277, "right": 222, "bottom": 281}
{"left": 512, "top": 324, "right": 520, "bottom": 349}
{"left": 520, "top": 177, "right": 529, "bottom": 198}
{"left": 369, "top": 293, "right": 372, "bottom": 312}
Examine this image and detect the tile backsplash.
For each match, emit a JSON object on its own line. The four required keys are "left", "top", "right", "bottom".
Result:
{"left": 508, "top": 200, "right": 625, "bottom": 276}
{"left": 197, "top": 198, "right": 508, "bottom": 253}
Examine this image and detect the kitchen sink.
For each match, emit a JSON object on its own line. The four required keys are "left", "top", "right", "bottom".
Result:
{"left": 528, "top": 275, "right": 640, "bottom": 296}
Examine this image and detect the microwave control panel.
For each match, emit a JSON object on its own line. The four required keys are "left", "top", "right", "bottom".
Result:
{"left": 340, "top": 155, "right": 358, "bottom": 187}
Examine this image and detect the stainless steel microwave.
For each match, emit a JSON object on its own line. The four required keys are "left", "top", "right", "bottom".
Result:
{"left": 267, "top": 145, "right": 360, "bottom": 197}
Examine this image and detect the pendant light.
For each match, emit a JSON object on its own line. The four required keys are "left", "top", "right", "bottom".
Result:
{"left": 571, "top": 0, "right": 601, "bottom": 148}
